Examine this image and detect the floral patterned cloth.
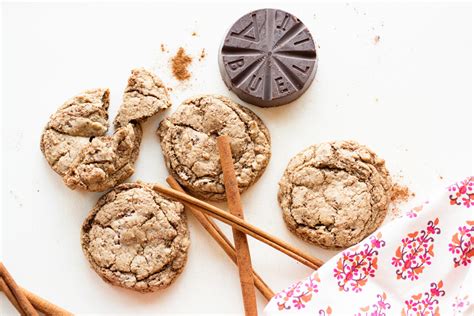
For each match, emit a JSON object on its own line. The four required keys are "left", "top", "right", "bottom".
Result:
{"left": 265, "top": 176, "right": 474, "bottom": 315}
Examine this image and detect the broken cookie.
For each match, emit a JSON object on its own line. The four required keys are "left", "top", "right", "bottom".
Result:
{"left": 114, "top": 68, "right": 172, "bottom": 128}
{"left": 40, "top": 69, "right": 171, "bottom": 192}
{"left": 40, "top": 88, "right": 110, "bottom": 176}
{"left": 278, "top": 140, "right": 392, "bottom": 249}
{"left": 81, "top": 182, "right": 190, "bottom": 292}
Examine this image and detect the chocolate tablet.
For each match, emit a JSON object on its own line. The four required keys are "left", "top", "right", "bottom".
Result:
{"left": 218, "top": 8, "right": 318, "bottom": 107}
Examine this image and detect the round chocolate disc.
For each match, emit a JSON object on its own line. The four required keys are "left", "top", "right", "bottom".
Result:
{"left": 218, "top": 8, "right": 318, "bottom": 108}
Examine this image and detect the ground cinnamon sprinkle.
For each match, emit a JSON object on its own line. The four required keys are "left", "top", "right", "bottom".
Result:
{"left": 390, "top": 183, "right": 415, "bottom": 203}
{"left": 374, "top": 35, "right": 380, "bottom": 44}
{"left": 199, "top": 48, "right": 206, "bottom": 61}
{"left": 171, "top": 47, "right": 192, "bottom": 81}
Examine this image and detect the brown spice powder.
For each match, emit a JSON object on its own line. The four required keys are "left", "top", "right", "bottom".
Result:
{"left": 390, "top": 183, "right": 414, "bottom": 203}
{"left": 171, "top": 47, "right": 192, "bottom": 81}
{"left": 199, "top": 48, "right": 206, "bottom": 61}
{"left": 388, "top": 183, "right": 415, "bottom": 219}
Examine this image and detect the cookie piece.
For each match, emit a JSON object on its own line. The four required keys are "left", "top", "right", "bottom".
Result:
{"left": 158, "top": 95, "right": 271, "bottom": 201}
{"left": 81, "top": 182, "right": 190, "bottom": 293}
{"left": 64, "top": 124, "right": 141, "bottom": 192}
{"left": 278, "top": 141, "right": 391, "bottom": 249}
{"left": 114, "top": 68, "right": 172, "bottom": 128}
{"left": 40, "top": 88, "right": 110, "bottom": 176}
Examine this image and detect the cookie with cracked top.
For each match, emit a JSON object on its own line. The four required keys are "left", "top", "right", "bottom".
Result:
{"left": 157, "top": 95, "right": 271, "bottom": 201}
{"left": 81, "top": 182, "right": 190, "bottom": 293}
{"left": 278, "top": 140, "right": 392, "bottom": 249}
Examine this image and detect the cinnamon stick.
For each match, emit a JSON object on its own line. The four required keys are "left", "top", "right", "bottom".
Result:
{"left": 217, "top": 135, "right": 257, "bottom": 316}
{"left": 166, "top": 176, "right": 275, "bottom": 301}
{"left": 0, "top": 277, "right": 24, "bottom": 315}
{"left": 0, "top": 262, "right": 38, "bottom": 316}
{"left": 23, "top": 287, "right": 73, "bottom": 316}
{"left": 0, "top": 278, "right": 73, "bottom": 316}
{"left": 0, "top": 278, "right": 73, "bottom": 315}
{"left": 152, "top": 184, "right": 324, "bottom": 270}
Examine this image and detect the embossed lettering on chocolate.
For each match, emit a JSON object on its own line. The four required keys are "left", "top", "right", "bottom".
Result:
{"left": 218, "top": 8, "right": 318, "bottom": 107}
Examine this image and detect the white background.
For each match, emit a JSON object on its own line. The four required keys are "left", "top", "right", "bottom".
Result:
{"left": 1, "top": 1, "right": 472, "bottom": 315}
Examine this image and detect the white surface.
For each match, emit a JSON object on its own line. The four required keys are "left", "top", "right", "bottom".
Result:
{"left": 1, "top": 1, "right": 472, "bottom": 315}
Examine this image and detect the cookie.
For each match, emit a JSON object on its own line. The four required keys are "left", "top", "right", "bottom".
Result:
{"left": 157, "top": 95, "right": 271, "bottom": 201}
{"left": 81, "top": 182, "right": 190, "bottom": 293}
{"left": 63, "top": 124, "right": 142, "bottom": 192}
{"left": 40, "top": 69, "right": 171, "bottom": 191}
{"left": 218, "top": 8, "right": 318, "bottom": 107}
{"left": 40, "top": 88, "right": 110, "bottom": 176}
{"left": 278, "top": 141, "right": 392, "bottom": 249}
{"left": 114, "top": 68, "right": 171, "bottom": 128}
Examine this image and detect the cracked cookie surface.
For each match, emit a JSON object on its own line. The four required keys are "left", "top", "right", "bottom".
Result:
{"left": 157, "top": 95, "right": 271, "bottom": 201}
{"left": 40, "top": 69, "right": 171, "bottom": 191}
{"left": 63, "top": 124, "right": 142, "bottom": 191}
{"left": 278, "top": 140, "right": 392, "bottom": 249}
{"left": 114, "top": 68, "right": 171, "bottom": 128}
{"left": 81, "top": 182, "right": 190, "bottom": 293}
{"left": 40, "top": 88, "right": 110, "bottom": 176}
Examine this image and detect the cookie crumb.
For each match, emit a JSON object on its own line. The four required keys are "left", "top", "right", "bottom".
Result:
{"left": 199, "top": 48, "right": 206, "bottom": 61}
{"left": 388, "top": 183, "right": 414, "bottom": 219}
{"left": 161, "top": 43, "right": 166, "bottom": 52}
{"left": 171, "top": 47, "right": 192, "bottom": 81}
{"left": 390, "top": 183, "right": 412, "bottom": 203}
{"left": 374, "top": 35, "right": 380, "bottom": 44}
{"left": 192, "top": 31, "right": 197, "bottom": 36}
{"left": 439, "top": 175, "right": 444, "bottom": 180}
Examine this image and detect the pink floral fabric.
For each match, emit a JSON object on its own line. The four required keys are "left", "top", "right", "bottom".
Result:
{"left": 334, "top": 233, "right": 385, "bottom": 292}
{"left": 265, "top": 176, "right": 474, "bottom": 315}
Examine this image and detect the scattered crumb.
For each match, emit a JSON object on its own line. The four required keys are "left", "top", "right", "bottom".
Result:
{"left": 171, "top": 47, "right": 193, "bottom": 81}
{"left": 439, "top": 175, "right": 444, "bottom": 180}
{"left": 192, "top": 31, "right": 197, "bottom": 36}
{"left": 390, "top": 206, "right": 402, "bottom": 218}
{"left": 161, "top": 43, "right": 166, "bottom": 52}
{"left": 199, "top": 48, "right": 206, "bottom": 61}
{"left": 168, "top": 87, "right": 173, "bottom": 92}
{"left": 390, "top": 183, "right": 413, "bottom": 203}
{"left": 373, "top": 35, "right": 380, "bottom": 45}
{"left": 387, "top": 183, "right": 415, "bottom": 219}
